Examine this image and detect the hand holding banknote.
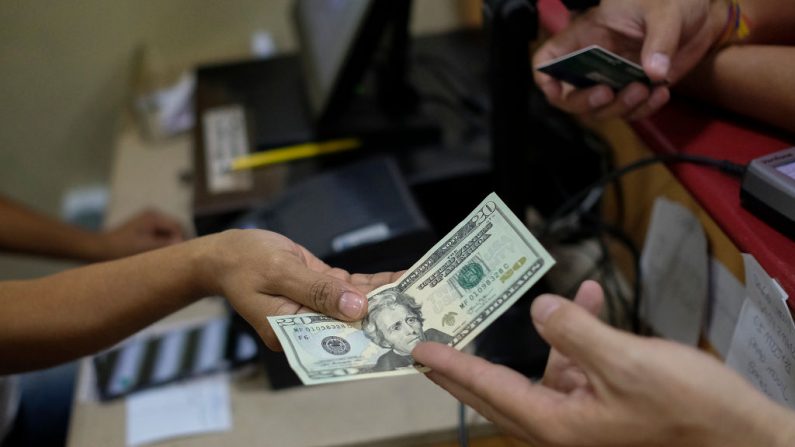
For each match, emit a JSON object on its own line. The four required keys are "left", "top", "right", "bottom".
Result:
{"left": 202, "top": 229, "right": 401, "bottom": 350}
{"left": 268, "top": 193, "right": 555, "bottom": 384}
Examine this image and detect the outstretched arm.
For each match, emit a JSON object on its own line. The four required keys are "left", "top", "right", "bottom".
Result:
{"left": 0, "top": 229, "right": 401, "bottom": 374}
{"left": 740, "top": 0, "right": 795, "bottom": 44}
{"left": 0, "top": 195, "right": 184, "bottom": 262}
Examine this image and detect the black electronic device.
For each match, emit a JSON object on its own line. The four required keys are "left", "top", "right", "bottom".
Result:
{"left": 741, "top": 147, "right": 795, "bottom": 238}
{"left": 293, "top": 0, "right": 438, "bottom": 142}
{"left": 232, "top": 155, "right": 434, "bottom": 273}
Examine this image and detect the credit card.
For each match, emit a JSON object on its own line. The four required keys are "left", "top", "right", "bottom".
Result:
{"left": 535, "top": 45, "right": 651, "bottom": 90}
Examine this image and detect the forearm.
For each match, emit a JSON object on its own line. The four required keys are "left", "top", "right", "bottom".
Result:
{"left": 677, "top": 45, "right": 795, "bottom": 134}
{"left": 0, "top": 238, "right": 212, "bottom": 373}
{"left": 0, "top": 195, "right": 106, "bottom": 261}
{"left": 741, "top": 0, "right": 795, "bottom": 44}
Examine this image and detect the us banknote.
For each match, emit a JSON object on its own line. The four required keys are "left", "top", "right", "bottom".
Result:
{"left": 267, "top": 192, "right": 555, "bottom": 385}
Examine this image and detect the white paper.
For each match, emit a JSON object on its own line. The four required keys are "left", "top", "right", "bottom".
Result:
{"left": 726, "top": 255, "right": 795, "bottom": 409}
{"left": 202, "top": 105, "right": 253, "bottom": 194}
{"left": 639, "top": 197, "right": 708, "bottom": 345}
{"left": 705, "top": 258, "right": 746, "bottom": 358}
{"left": 126, "top": 373, "right": 232, "bottom": 446}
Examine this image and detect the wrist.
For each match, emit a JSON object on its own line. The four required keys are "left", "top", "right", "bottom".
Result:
{"left": 69, "top": 229, "right": 112, "bottom": 262}
{"left": 709, "top": 0, "right": 751, "bottom": 51}
{"left": 186, "top": 232, "right": 227, "bottom": 298}
{"left": 707, "top": 0, "right": 731, "bottom": 48}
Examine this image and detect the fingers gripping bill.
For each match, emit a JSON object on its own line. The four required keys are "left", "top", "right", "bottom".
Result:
{"left": 267, "top": 193, "right": 555, "bottom": 385}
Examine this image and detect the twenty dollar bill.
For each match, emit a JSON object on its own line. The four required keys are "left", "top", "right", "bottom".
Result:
{"left": 267, "top": 192, "right": 555, "bottom": 385}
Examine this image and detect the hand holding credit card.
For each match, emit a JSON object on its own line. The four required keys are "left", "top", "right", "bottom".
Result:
{"left": 535, "top": 45, "right": 656, "bottom": 90}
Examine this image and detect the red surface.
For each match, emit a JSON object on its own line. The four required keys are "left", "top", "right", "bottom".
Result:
{"left": 634, "top": 99, "right": 795, "bottom": 309}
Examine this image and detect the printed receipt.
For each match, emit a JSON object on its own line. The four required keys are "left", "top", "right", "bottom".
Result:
{"left": 726, "top": 254, "right": 795, "bottom": 410}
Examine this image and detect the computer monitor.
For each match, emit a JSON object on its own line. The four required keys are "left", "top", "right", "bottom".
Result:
{"left": 293, "top": 0, "right": 424, "bottom": 134}
{"left": 294, "top": 0, "right": 372, "bottom": 120}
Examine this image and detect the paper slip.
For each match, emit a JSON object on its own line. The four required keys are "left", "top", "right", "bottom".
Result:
{"left": 126, "top": 373, "right": 232, "bottom": 446}
{"left": 640, "top": 197, "right": 708, "bottom": 346}
{"left": 726, "top": 255, "right": 795, "bottom": 409}
{"left": 705, "top": 258, "right": 746, "bottom": 358}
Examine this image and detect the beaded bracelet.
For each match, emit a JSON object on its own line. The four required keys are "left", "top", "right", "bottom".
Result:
{"left": 715, "top": 0, "right": 751, "bottom": 49}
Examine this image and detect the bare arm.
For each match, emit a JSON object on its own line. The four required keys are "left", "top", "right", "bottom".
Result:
{"left": 742, "top": 0, "right": 795, "bottom": 44}
{"left": 678, "top": 44, "right": 795, "bottom": 134}
{"left": 0, "top": 195, "right": 184, "bottom": 262}
{"left": 0, "top": 195, "right": 107, "bottom": 260}
{"left": 0, "top": 240, "right": 202, "bottom": 371}
{"left": 0, "top": 229, "right": 401, "bottom": 374}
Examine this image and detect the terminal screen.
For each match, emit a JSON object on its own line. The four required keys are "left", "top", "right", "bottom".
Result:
{"left": 775, "top": 160, "right": 795, "bottom": 180}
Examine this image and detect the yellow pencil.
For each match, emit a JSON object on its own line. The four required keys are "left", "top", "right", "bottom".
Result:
{"left": 230, "top": 138, "right": 362, "bottom": 171}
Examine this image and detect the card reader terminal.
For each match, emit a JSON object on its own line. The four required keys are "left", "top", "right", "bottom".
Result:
{"left": 740, "top": 147, "right": 795, "bottom": 238}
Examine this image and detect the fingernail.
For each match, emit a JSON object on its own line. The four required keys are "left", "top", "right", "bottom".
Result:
{"left": 588, "top": 89, "right": 611, "bottom": 108}
{"left": 531, "top": 295, "right": 561, "bottom": 324}
{"left": 339, "top": 292, "right": 365, "bottom": 319}
{"left": 649, "top": 52, "right": 670, "bottom": 78}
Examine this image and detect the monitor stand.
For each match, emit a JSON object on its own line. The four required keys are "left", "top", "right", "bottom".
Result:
{"left": 309, "top": 0, "right": 440, "bottom": 149}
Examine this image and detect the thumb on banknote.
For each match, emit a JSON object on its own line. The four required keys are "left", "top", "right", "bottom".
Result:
{"left": 279, "top": 264, "right": 369, "bottom": 321}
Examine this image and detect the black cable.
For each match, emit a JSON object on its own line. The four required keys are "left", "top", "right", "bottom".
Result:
{"left": 458, "top": 401, "right": 469, "bottom": 447}
{"left": 541, "top": 152, "right": 744, "bottom": 332}
{"left": 572, "top": 248, "right": 619, "bottom": 325}
{"left": 587, "top": 214, "right": 643, "bottom": 332}
{"left": 543, "top": 153, "right": 747, "bottom": 237}
{"left": 605, "top": 223, "right": 642, "bottom": 333}
{"left": 594, "top": 233, "right": 627, "bottom": 327}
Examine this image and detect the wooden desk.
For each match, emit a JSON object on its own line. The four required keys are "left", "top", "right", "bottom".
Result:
{"left": 66, "top": 122, "right": 497, "bottom": 446}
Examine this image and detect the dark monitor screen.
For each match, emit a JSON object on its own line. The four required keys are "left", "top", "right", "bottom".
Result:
{"left": 293, "top": 0, "right": 406, "bottom": 125}
{"left": 294, "top": 0, "right": 371, "bottom": 118}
